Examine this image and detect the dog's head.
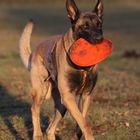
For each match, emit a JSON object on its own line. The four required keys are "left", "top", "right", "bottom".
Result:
{"left": 66, "top": 0, "right": 103, "bottom": 44}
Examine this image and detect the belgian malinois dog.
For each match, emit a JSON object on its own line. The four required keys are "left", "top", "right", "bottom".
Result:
{"left": 19, "top": 0, "right": 103, "bottom": 140}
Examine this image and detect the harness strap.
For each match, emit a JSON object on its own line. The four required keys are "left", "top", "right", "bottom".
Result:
{"left": 62, "top": 36, "right": 93, "bottom": 70}
{"left": 77, "top": 67, "right": 93, "bottom": 95}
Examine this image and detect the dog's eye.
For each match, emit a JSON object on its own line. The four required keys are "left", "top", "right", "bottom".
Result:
{"left": 82, "top": 24, "right": 89, "bottom": 30}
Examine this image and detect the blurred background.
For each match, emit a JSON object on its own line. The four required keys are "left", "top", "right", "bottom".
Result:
{"left": 0, "top": 0, "right": 140, "bottom": 140}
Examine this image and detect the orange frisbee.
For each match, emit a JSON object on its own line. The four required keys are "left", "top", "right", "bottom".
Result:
{"left": 69, "top": 38, "right": 113, "bottom": 67}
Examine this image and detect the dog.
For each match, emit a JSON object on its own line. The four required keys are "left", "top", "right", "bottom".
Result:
{"left": 19, "top": 0, "right": 103, "bottom": 140}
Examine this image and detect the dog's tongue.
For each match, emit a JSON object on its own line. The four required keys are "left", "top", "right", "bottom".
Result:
{"left": 69, "top": 38, "right": 113, "bottom": 67}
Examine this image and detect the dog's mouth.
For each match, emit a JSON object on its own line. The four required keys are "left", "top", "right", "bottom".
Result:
{"left": 89, "top": 38, "right": 104, "bottom": 45}
{"left": 75, "top": 32, "right": 104, "bottom": 45}
{"left": 83, "top": 36, "right": 104, "bottom": 45}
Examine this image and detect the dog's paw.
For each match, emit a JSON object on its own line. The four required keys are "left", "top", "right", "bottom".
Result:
{"left": 46, "top": 133, "right": 55, "bottom": 140}
{"left": 33, "top": 135, "right": 44, "bottom": 140}
{"left": 70, "top": 135, "right": 79, "bottom": 140}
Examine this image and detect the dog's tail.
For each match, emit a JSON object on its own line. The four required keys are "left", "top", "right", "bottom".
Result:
{"left": 19, "top": 20, "right": 34, "bottom": 71}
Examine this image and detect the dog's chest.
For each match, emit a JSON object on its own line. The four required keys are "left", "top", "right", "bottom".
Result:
{"left": 67, "top": 68, "right": 98, "bottom": 94}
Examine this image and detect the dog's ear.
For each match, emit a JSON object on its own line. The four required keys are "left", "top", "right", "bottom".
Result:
{"left": 66, "top": 0, "right": 80, "bottom": 23}
{"left": 94, "top": 0, "right": 103, "bottom": 20}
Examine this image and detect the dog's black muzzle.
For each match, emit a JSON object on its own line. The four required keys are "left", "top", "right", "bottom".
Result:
{"left": 78, "top": 29, "right": 103, "bottom": 45}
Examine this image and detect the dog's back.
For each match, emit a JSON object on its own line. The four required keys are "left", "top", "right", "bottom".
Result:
{"left": 34, "top": 35, "right": 62, "bottom": 81}
{"left": 19, "top": 21, "right": 61, "bottom": 74}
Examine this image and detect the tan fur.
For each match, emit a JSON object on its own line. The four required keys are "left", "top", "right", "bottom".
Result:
{"left": 19, "top": 21, "right": 33, "bottom": 70}
{"left": 19, "top": 21, "right": 97, "bottom": 140}
{"left": 19, "top": 1, "right": 105, "bottom": 140}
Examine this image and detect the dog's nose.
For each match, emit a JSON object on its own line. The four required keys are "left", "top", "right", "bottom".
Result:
{"left": 95, "top": 34, "right": 104, "bottom": 43}
{"left": 96, "top": 35, "right": 103, "bottom": 40}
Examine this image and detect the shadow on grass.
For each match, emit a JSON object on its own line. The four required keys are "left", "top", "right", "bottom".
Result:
{"left": 0, "top": 84, "right": 52, "bottom": 140}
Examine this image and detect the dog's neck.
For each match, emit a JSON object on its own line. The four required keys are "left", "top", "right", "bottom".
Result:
{"left": 62, "top": 28, "right": 95, "bottom": 71}
{"left": 63, "top": 28, "right": 75, "bottom": 52}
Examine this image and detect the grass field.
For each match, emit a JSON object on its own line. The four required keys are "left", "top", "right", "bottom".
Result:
{"left": 0, "top": 1, "right": 140, "bottom": 140}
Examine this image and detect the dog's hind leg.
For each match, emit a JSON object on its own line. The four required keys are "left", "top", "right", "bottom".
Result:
{"left": 31, "top": 56, "right": 51, "bottom": 140}
{"left": 46, "top": 109, "right": 66, "bottom": 140}
{"left": 46, "top": 85, "right": 67, "bottom": 140}
{"left": 31, "top": 88, "right": 44, "bottom": 140}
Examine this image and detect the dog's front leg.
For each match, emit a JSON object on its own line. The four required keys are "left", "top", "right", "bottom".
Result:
{"left": 58, "top": 76, "right": 95, "bottom": 140}
{"left": 60, "top": 92, "right": 94, "bottom": 140}
{"left": 72, "top": 94, "right": 92, "bottom": 140}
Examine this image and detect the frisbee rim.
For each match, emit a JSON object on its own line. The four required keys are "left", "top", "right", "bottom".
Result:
{"left": 69, "top": 38, "right": 113, "bottom": 67}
